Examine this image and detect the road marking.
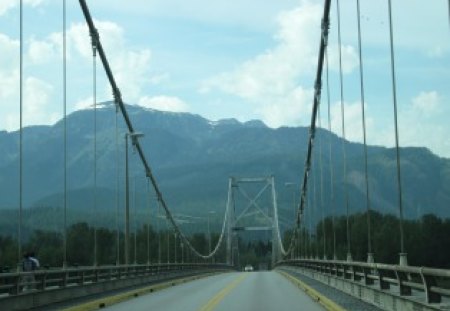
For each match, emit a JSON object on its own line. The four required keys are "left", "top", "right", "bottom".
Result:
{"left": 62, "top": 272, "right": 224, "bottom": 311}
{"left": 277, "top": 270, "right": 346, "bottom": 311}
{"left": 198, "top": 274, "right": 248, "bottom": 311}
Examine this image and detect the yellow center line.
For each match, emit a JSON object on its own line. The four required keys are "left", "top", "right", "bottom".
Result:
{"left": 198, "top": 274, "right": 248, "bottom": 311}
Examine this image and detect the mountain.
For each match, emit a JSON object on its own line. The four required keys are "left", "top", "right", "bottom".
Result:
{"left": 0, "top": 103, "right": 449, "bottom": 233}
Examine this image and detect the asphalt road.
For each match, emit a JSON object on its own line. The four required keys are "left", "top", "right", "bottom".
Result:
{"left": 104, "top": 271, "right": 324, "bottom": 311}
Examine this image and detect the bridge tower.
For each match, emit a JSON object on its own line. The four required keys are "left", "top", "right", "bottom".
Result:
{"left": 225, "top": 176, "right": 281, "bottom": 268}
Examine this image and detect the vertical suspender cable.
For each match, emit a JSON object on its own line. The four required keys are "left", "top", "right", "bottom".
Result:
{"left": 325, "top": 49, "right": 336, "bottom": 260}
{"left": 115, "top": 105, "right": 120, "bottom": 265}
{"left": 336, "top": 0, "right": 351, "bottom": 261}
{"left": 307, "top": 186, "right": 312, "bottom": 258}
{"left": 18, "top": 0, "right": 23, "bottom": 268}
{"left": 312, "top": 157, "right": 318, "bottom": 258}
{"left": 356, "top": 0, "right": 373, "bottom": 263}
{"left": 62, "top": 0, "right": 68, "bottom": 268}
{"left": 157, "top": 199, "right": 161, "bottom": 264}
{"left": 387, "top": 0, "right": 406, "bottom": 265}
{"left": 166, "top": 217, "right": 170, "bottom": 263}
{"left": 318, "top": 106, "right": 326, "bottom": 259}
{"left": 133, "top": 179, "right": 137, "bottom": 264}
{"left": 91, "top": 31, "right": 98, "bottom": 266}
{"left": 147, "top": 178, "right": 151, "bottom": 264}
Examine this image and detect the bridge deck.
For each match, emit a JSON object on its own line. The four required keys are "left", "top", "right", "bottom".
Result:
{"left": 89, "top": 271, "right": 325, "bottom": 311}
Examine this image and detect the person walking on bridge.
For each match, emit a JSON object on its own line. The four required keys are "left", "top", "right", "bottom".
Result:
{"left": 21, "top": 252, "right": 38, "bottom": 291}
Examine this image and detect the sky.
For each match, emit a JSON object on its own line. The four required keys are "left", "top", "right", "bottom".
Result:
{"left": 0, "top": 0, "right": 449, "bottom": 157}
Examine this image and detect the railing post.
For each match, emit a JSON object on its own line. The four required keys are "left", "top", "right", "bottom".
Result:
{"left": 378, "top": 268, "right": 390, "bottom": 290}
{"left": 420, "top": 270, "right": 441, "bottom": 303}
{"left": 61, "top": 270, "right": 67, "bottom": 288}
{"left": 79, "top": 270, "right": 85, "bottom": 285}
{"left": 11, "top": 275, "right": 20, "bottom": 295}
{"left": 42, "top": 272, "right": 48, "bottom": 290}
{"left": 336, "top": 263, "right": 343, "bottom": 277}
{"left": 353, "top": 265, "right": 361, "bottom": 282}
{"left": 363, "top": 267, "right": 374, "bottom": 285}
{"left": 343, "top": 265, "right": 350, "bottom": 279}
{"left": 395, "top": 270, "right": 411, "bottom": 296}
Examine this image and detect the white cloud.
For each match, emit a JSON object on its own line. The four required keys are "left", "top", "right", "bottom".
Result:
{"left": 0, "top": 33, "right": 19, "bottom": 100}
{"left": 1, "top": 76, "right": 56, "bottom": 130}
{"left": 366, "top": 91, "right": 449, "bottom": 157}
{"left": 24, "top": 77, "right": 51, "bottom": 111}
{"left": 28, "top": 37, "right": 56, "bottom": 64}
{"left": 200, "top": 2, "right": 322, "bottom": 127}
{"left": 200, "top": 1, "right": 358, "bottom": 127}
{"left": 329, "top": 101, "right": 374, "bottom": 143}
{"left": 412, "top": 91, "right": 440, "bottom": 114}
{"left": 327, "top": 44, "right": 359, "bottom": 74}
{"left": 26, "top": 20, "right": 154, "bottom": 104}
{"left": 0, "top": 32, "right": 57, "bottom": 129}
{"left": 0, "top": 0, "right": 47, "bottom": 16}
{"left": 256, "top": 86, "right": 313, "bottom": 127}
{"left": 138, "top": 96, "right": 189, "bottom": 112}
{"left": 74, "top": 96, "right": 94, "bottom": 111}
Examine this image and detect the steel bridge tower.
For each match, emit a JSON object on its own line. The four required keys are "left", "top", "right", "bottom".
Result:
{"left": 225, "top": 176, "right": 281, "bottom": 268}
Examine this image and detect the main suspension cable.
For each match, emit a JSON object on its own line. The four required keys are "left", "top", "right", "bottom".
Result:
{"left": 78, "top": 0, "right": 228, "bottom": 260}
{"left": 271, "top": 0, "right": 333, "bottom": 260}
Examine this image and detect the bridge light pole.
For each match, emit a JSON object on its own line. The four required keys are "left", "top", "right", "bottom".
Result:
{"left": 125, "top": 132, "right": 144, "bottom": 266}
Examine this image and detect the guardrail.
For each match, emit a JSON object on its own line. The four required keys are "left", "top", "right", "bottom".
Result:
{"left": 0, "top": 262, "right": 232, "bottom": 310}
{"left": 0, "top": 263, "right": 231, "bottom": 296}
{"left": 276, "top": 259, "right": 450, "bottom": 309}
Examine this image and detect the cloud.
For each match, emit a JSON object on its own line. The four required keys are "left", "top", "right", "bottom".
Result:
{"left": 28, "top": 37, "right": 57, "bottom": 64}
{"left": 200, "top": 1, "right": 359, "bottom": 127}
{"left": 329, "top": 101, "right": 374, "bottom": 143}
{"left": 366, "top": 90, "right": 449, "bottom": 157}
{"left": 138, "top": 96, "right": 189, "bottom": 112}
{"left": 0, "top": 32, "right": 57, "bottom": 129}
{"left": 1, "top": 76, "right": 56, "bottom": 130}
{"left": 412, "top": 91, "right": 440, "bottom": 114}
{"left": 24, "top": 76, "right": 56, "bottom": 124}
{"left": 398, "top": 91, "right": 448, "bottom": 156}
{"left": 0, "top": 0, "right": 47, "bottom": 16}
{"left": 327, "top": 44, "right": 359, "bottom": 74}
{"left": 25, "top": 20, "right": 154, "bottom": 103}
{"left": 74, "top": 96, "right": 94, "bottom": 111}
{"left": 0, "top": 33, "right": 19, "bottom": 100}
{"left": 200, "top": 2, "right": 322, "bottom": 126}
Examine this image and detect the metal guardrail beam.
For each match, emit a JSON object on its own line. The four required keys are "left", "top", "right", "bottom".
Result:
{"left": 277, "top": 259, "right": 450, "bottom": 306}
{"left": 0, "top": 263, "right": 232, "bottom": 297}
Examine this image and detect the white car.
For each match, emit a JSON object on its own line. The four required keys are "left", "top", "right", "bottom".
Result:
{"left": 244, "top": 264, "right": 253, "bottom": 272}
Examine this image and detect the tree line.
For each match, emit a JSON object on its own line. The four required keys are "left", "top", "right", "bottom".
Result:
{"left": 0, "top": 222, "right": 225, "bottom": 271}
{"left": 284, "top": 211, "right": 450, "bottom": 268}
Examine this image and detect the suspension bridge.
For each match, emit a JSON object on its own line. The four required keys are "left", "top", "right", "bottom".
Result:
{"left": 1, "top": 0, "right": 450, "bottom": 310}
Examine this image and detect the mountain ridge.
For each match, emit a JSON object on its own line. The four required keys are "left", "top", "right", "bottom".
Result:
{"left": 0, "top": 102, "right": 449, "bottom": 233}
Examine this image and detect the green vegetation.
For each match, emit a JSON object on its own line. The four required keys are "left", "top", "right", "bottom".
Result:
{"left": 284, "top": 211, "right": 450, "bottom": 268}
{"left": 0, "top": 222, "right": 225, "bottom": 271}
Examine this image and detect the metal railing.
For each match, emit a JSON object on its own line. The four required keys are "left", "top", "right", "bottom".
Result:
{"left": 0, "top": 263, "right": 231, "bottom": 297}
{"left": 276, "top": 259, "right": 450, "bottom": 305}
